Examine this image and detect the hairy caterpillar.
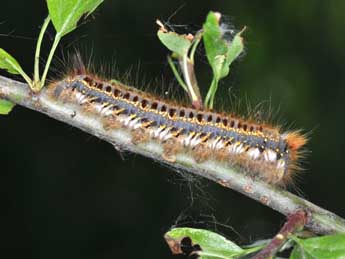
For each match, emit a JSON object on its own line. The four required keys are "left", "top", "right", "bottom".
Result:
{"left": 47, "top": 62, "right": 306, "bottom": 186}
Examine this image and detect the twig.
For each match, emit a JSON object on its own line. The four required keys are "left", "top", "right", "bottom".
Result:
{"left": 1, "top": 75, "right": 345, "bottom": 235}
{"left": 252, "top": 210, "right": 308, "bottom": 259}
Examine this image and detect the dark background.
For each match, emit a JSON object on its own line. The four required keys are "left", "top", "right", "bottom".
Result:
{"left": 1, "top": 1, "right": 345, "bottom": 258}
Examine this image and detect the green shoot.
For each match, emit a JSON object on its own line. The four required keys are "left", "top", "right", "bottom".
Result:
{"left": 203, "top": 12, "right": 245, "bottom": 109}
{"left": 157, "top": 12, "right": 245, "bottom": 110}
{"left": 157, "top": 20, "right": 203, "bottom": 109}
{"left": 0, "top": 0, "right": 104, "bottom": 95}
{"left": 33, "top": 16, "right": 51, "bottom": 91}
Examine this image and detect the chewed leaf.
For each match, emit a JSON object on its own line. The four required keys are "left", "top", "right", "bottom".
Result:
{"left": 225, "top": 28, "right": 245, "bottom": 74}
{"left": 290, "top": 234, "right": 345, "bottom": 259}
{"left": 0, "top": 48, "right": 22, "bottom": 75}
{"left": 165, "top": 227, "right": 243, "bottom": 259}
{"left": 0, "top": 99, "right": 15, "bottom": 115}
{"left": 47, "top": 0, "right": 104, "bottom": 37}
{"left": 203, "top": 11, "right": 244, "bottom": 80}
{"left": 203, "top": 11, "right": 245, "bottom": 108}
{"left": 157, "top": 23, "right": 192, "bottom": 57}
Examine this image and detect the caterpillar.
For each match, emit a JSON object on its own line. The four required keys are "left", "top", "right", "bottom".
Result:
{"left": 47, "top": 64, "right": 306, "bottom": 186}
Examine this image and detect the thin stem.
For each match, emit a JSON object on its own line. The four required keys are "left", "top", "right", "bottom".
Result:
{"left": 5, "top": 59, "right": 32, "bottom": 86}
{"left": 209, "top": 82, "right": 217, "bottom": 109}
{"left": 252, "top": 210, "right": 308, "bottom": 259}
{"left": 180, "top": 55, "right": 203, "bottom": 109}
{"left": 204, "top": 77, "right": 218, "bottom": 109}
{"left": 181, "top": 55, "right": 197, "bottom": 101}
{"left": 1, "top": 75, "right": 345, "bottom": 236}
{"left": 204, "top": 78, "right": 213, "bottom": 108}
{"left": 167, "top": 55, "right": 188, "bottom": 92}
{"left": 189, "top": 31, "right": 202, "bottom": 65}
{"left": 40, "top": 34, "right": 61, "bottom": 90}
{"left": 34, "top": 16, "right": 50, "bottom": 85}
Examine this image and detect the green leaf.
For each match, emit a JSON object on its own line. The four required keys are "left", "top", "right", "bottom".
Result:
{"left": 157, "top": 30, "right": 192, "bottom": 58}
{"left": 0, "top": 48, "right": 22, "bottom": 75}
{"left": 203, "top": 11, "right": 245, "bottom": 109}
{"left": 203, "top": 11, "right": 244, "bottom": 80}
{"left": 0, "top": 48, "right": 32, "bottom": 85}
{"left": 165, "top": 227, "right": 243, "bottom": 259}
{"left": 224, "top": 29, "right": 245, "bottom": 76}
{"left": 0, "top": 99, "right": 15, "bottom": 115}
{"left": 290, "top": 234, "right": 345, "bottom": 259}
{"left": 40, "top": 0, "right": 104, "bottom": 89}
{"left": 47, "top": 0, "right": 104, "bottom": 37}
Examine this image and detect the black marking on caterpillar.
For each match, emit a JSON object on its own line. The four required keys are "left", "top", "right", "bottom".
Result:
{"left": 48, "top": 73, "right": 306, "bottom": 185}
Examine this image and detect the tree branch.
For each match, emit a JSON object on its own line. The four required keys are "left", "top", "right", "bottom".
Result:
{"left": 1, "top": 75, "right": 345, "bottom": 235}
{"left": 252, "top": 210, "right": 307, "bottom": 259}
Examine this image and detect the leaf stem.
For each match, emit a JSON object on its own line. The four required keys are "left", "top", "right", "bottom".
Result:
{"left": 167, "top": 55, "right": 188, "bottom": 92}
{"left": 181, "top": 55, "right": 196, "bottom": 99}
{"left": 34, "top": 16, "right": 50, "bottom": 86}
{"left": 180, "top": 55, "right": 203, "bottom": 109}
{"left": 5, "top": 58, "right": 32, "bottom": 86}
{"left": 204, "top": 77, "right": 218, "bottom": 109}
{"left": 40, "top": 34, "right": 61, "bottom": 90}
{"left": 189, "top": 31, "right": 202, "bottom": 64}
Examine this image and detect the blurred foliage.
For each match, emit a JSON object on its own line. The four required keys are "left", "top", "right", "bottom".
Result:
{"left": 291, "top": 234, "right": 345, "bottom": 259}
{"left": 0, "top": 99, "right": 15, "bottom": 114}
{"left": 1, "top": 1, "right": 345, "bottom": 259}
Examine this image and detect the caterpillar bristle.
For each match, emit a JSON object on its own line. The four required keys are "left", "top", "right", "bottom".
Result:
{"left": 46, "top": 55, "right": 308, "bottom": 187}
